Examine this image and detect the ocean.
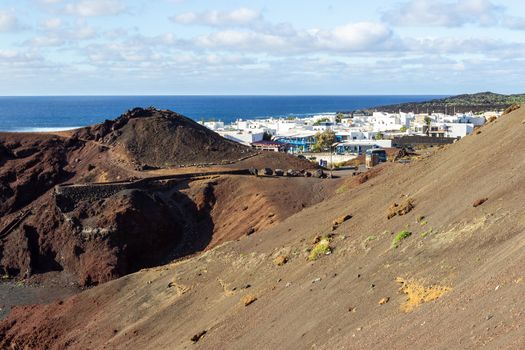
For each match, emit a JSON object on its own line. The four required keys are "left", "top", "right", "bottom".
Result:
{"left": 0, "top": 95, "right": 444, "bottom": 132}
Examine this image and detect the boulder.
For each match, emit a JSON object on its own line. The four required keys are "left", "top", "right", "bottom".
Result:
{"left": 333, "top": 214, "right": 352, "bottom": 226}
{"left": 286, "top": 169, "right": 300, "bottom": 177}
{"left": 273, "top": 255, "right": 288, "bottom": 266}
{"left": 312, "top": 169, "right": 324, "bottom": 178}
{"left": 259, "top": 168, "right": 273, "bottom": 176}
{"left": 242, "top": 294, "right": 257, "bottom": 306}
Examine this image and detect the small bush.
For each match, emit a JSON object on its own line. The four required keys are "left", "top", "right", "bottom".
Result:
{"left": 392, "top": 230, "right": 412, "bottom": 248}
{"left": 308, "top": 237, "right": 332, "bottom": 261}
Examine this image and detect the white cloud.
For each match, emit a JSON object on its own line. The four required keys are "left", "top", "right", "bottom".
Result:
{"left": 0, "top": 49, "right": 46, "bottom": 66}
{"left": 171, "top": 7, "right": 262, "bottom": 27}
{"left": 41, "top": 18, "right": 63, "bottom": 30}
{"left": 313, "top": 22, "right": 394, "bottom": 51}
{"left": 38, "top": 0, "right": 64, "bottom": 4}
{"left": 64, "top": 0, "right": 126, "bottom": 17}
{"left": 3, "top": 1, "right": 525, "bottom": 94}
{"left": 506, "top": 16, "right": 525, "bottom": 30}
{"left": 25, "top": 20, "right": 98, "bottom": 47}
{"left": 382, "top": 0, "right": 505, "bottom": 27}
{"left": 0, "top": 10, "right": 24, "bottom": 32}
{"left": 193, "top": 22, "right": 395, "bottom": 54}
{"left": 27, "top": 35, "right": 66, "bottom": 47}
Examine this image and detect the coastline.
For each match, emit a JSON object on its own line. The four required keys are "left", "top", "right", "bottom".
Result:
{"left": 0, "top": 95, "right": 441, "bottom": 132}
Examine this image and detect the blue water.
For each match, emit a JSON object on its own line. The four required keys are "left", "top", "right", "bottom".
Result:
{"left": 0, "top": 95, "right": 444, "bottom": 132}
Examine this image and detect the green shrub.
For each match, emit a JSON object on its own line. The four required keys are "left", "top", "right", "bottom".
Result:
{"left": 392, "top": 230, "right": 412, "bottom": 248}
{"left": 308, "top": 237, "right": 332, "bottom": 261}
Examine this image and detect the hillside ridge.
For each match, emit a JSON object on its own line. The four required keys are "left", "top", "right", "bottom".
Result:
{"left": 352, "top": 91, "right": 525, "bottom": 114}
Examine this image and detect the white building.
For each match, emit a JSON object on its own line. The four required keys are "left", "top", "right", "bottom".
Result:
{"left": 202, "top": 121, "right": 224, "bottom": 130}
{"left": 217, "top": 130, "right": 264, "bottom": 146}
{"left": 201, "top": 108, "right": 485, "bottom": 151}
{"left": 372, "top": 112, "right": 406, "bottom": 132}
{"left": 443, "top": 123, "right": 475, "bottom": 138}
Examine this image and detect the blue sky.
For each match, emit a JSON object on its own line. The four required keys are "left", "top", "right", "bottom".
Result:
{"left": 0, "top": 0, "right": 524, "bottom": 95}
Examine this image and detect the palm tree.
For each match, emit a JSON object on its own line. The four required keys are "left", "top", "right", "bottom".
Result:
{"left": 424, "top": 116, "right": 432, "bottom": 136}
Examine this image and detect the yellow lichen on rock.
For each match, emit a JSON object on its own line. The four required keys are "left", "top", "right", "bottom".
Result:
{"left": 396, "top": 277, "right": 451, "bottom": 312}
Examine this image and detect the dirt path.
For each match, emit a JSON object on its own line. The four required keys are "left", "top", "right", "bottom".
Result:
{"left": 0, "top": 281, "right": 78, "bottom": 320}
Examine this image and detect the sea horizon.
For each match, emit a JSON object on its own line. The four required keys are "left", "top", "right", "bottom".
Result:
{"left": 0, "top": 95, "right": 445, "bottom": 132}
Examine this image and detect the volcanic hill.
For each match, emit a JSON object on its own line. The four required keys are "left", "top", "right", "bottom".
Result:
{"left": 1, "top": 106, "right": 524, "bottom": 349}
{"left": 0, "top": 108, "right": 325, "bottom": 290}
{"left": 72, "top": 107, "right": 254, "bottom": 168}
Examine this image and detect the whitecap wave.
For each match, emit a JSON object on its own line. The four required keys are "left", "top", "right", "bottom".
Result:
{"left": 4, "top": 126, "right": 83, "bottom": 133}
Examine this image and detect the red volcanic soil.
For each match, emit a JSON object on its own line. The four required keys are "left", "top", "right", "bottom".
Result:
{"left": 0, "top": 133, "right": 73, "bottom": 216}
{"left": 1, "top": 107, "right": 524, "bottom": 349}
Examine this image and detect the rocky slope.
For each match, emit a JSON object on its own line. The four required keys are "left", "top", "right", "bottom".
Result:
{"left": 0, "top": 134, "right": 74, "bottom": 217}
{"left": 1, "top": 106, "right": 523, "bottom": 349}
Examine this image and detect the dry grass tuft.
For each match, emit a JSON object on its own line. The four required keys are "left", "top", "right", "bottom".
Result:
{"left": 396, "top": 277, "right": 451, "bottom": 312}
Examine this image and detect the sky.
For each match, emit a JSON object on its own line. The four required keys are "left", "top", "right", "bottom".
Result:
{"left": 0, "top": 0, "right": 524, "bottom": 95}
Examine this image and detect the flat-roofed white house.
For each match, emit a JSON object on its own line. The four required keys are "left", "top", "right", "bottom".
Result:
{"left": 217, "top": 130, "right": 264, "bottom": 146}
{"left": 202, "top": 121, "right": 224, "bottom": 130}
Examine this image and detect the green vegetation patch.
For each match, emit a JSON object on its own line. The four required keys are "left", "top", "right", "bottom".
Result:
{"left": 392, "top": 230, "right": 412, "bottom": 248}
{"left": 308, "top": 237, "right": 332, "bottom": 261}
{"left": 356, "top": 92, "right": 525, "bottom": 115}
